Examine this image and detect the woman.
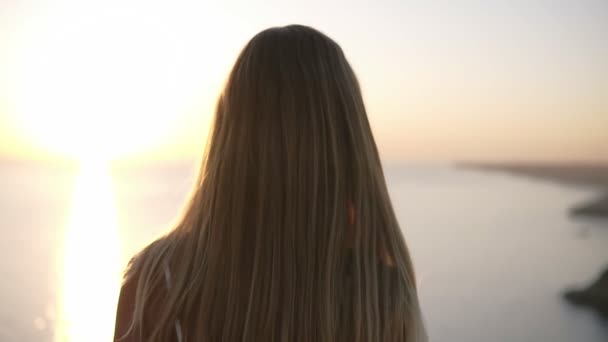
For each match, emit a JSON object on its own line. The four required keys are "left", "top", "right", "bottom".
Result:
{"left": 114, "top": 25, "right": 426, "bottom": 342}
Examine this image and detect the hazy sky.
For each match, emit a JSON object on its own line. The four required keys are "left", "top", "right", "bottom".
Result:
{"left": 0, "top": 0, "right": 606, "bottom": 162}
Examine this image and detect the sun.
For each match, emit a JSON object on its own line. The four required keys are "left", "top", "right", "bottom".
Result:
{"left": 8, "top": 3, "right": 191, "bottom": 160}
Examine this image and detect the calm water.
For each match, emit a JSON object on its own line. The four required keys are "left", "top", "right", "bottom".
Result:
{"left": 0, "top": 161, "right": 606, "bottom": 341}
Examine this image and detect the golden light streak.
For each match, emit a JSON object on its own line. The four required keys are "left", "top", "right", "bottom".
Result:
{"left": 56, "top": 158, "right": 121, "bottom": 342}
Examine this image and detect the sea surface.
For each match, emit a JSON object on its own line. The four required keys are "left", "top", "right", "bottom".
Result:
{"left": 1, "top": 161, "right": 607, "bottom": 341}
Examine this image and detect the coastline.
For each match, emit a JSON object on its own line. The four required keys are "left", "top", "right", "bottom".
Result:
{"left": 460, "top": 163, "right": 608, "bottom": 218}
{"left": 459, "top": 162, "right": 608, "bottom": 318}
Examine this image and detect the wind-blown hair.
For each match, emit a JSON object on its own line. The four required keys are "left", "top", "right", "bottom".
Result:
{"left": 117, "top": 25, "right": 426, "bottom": 342}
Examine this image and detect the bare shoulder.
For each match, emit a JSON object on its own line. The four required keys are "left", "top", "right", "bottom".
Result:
{"left": 124, "top": 235, "right": 173, "bottom": 279}
{"left": 115, "top": 236, "right": 172, "bottom": 341}
{"left": 114, "top": 262, "right": 140, "bottom": 341}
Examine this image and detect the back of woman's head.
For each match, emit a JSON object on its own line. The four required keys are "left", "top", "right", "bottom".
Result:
{"left": 125, "top": 25, "right": 426, "bottom": 342}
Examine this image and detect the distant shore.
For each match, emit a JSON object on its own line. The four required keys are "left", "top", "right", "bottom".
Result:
{"left": 460, "top": 162, "right": 608, "bottom": 318}
{"left": 460, "top": 162, "right": 608, "bottom": 218}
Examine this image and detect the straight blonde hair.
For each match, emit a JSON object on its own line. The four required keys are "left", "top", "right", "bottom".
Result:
{"left": 117, "top": 25, "right": 426, "bottom": 342}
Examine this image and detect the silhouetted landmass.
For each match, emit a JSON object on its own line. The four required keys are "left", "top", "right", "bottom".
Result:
{"left": 564, "top": 269, "right": 608, "bottom": 317}
{"left": 571, "top": 194, "right": 608, "bottom": 218}
{"left": 460, "top": 162, "right": 608, "bottom": 219}
{"left": 459, "top": 162, "right": 608, "bottom": 187}
{"left": 459, "top": 162, "right": 608, "bottom": 318}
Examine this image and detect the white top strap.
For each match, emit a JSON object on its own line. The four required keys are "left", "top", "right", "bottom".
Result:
{"left": 162, "top": 261, "right": 184, "bottom": 342}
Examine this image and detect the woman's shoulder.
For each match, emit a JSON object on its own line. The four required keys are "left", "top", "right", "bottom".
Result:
{"left": 115, "top": 235, "right": 176, "bottom": 341}
{"left": 124, "top": 235, "right": 174, "bottom": 282}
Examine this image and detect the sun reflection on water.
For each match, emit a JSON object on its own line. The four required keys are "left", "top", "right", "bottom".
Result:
{"left": 56, "top": 159, "right": 122, "bottom": 342}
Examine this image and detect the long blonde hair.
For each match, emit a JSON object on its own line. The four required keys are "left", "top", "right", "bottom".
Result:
{"left": 121, "top": 25, "right": 426, "bottom": 341}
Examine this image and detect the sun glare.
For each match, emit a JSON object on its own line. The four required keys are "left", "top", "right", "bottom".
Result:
{"left": 5, "top": 4, "right": 196, "bottom": 341}
{"left": 2, "top": 2, "right": 231, "bottom": 340}
{"left": 9, "top": 3, "right": 191, "bottom": 160}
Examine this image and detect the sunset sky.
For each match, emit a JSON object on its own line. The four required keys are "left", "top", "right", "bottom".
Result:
{"left": 0, "top": 0, "right": 606, "bottom": 162}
